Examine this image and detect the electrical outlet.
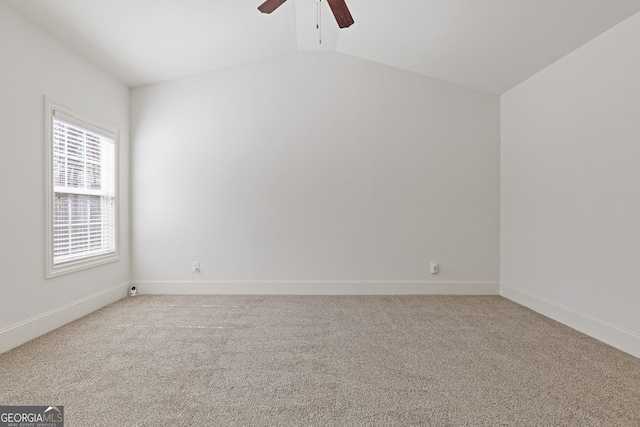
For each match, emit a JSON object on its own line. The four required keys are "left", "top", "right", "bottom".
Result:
{"left": 192, "top": 262, "right": 200, "bottom": 273}
{"left": 430, "top": 262, "right": 439, "bottom": 274}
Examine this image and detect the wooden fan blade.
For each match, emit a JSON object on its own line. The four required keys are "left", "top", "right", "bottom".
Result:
{"left": 326, "top": 0, "right": 354, "bottom": 28}
{"left": 258, "top": 0, "right": 288, "bottom": 14}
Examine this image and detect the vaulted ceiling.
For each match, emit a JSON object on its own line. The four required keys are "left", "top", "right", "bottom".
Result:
{"left": 2, "top": 0, "right": 640, "bottom": 93}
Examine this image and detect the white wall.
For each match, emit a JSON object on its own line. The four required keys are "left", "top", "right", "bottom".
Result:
{"left": 501, "top": 12, "right": 640, "bottom": 356}
{"left": 0, "top": 4, "right": 130, "bottom": 352}
{"left": 131, "top": 51, "right": 500, "bottom": 290}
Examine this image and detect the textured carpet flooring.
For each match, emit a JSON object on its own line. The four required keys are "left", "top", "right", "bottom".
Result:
{"left": 1, "top": 295, "right": 639, "bottom": 426}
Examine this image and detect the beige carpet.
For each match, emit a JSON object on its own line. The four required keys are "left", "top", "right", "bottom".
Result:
{"left": 1, "top": 295, "right": 639, "bottom": 426}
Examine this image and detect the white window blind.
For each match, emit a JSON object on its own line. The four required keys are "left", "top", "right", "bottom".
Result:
{"left": 46, "top": 97, "right": 119, "bottom": 277}
{"left": 53, "top": 114, "right": 116, "bottom": 263}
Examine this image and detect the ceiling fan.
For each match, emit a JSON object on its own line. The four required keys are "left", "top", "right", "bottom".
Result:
{"left": 258, "top": 0, "right": 354, "bottom": 28}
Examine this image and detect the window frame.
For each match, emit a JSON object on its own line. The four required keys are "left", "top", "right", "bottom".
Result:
{"left": 45, "top": 97, "right": 120, "bottom": 278}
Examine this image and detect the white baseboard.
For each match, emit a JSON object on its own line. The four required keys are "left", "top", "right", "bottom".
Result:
{"left": 0, "top": 282, "right": 130, "bottom": 355}
{"left": 134, "top": 280, "right": 499, "bottom": 296}
{"left": 501, "top": 282, "right": 640, "bottom": 359}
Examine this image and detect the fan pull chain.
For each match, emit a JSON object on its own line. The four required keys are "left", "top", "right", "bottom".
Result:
{"left": 317, "top": 0, "right": 322, "bottom": 44}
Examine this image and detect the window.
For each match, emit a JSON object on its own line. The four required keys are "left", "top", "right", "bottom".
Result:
{"left": 46, "top": 98, "right": 119, "bottom": 277}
